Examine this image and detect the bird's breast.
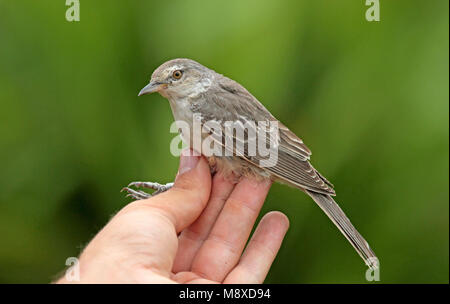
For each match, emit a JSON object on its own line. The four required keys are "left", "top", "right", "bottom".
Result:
{"left": 169, "top": 98, "right": 195, "bottom": 125}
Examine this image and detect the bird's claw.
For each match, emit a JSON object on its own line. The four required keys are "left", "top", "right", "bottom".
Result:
{"left": 121, "top": 181, "right": 174, "bottom": 200}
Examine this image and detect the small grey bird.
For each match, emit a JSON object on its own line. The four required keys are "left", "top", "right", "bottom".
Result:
{"left": 123, "top": 58, "right": 378, "bottom": 269}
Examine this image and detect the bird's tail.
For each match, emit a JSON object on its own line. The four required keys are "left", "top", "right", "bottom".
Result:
{"left": 306, "top": 190, "right": 379, "bottom": 270}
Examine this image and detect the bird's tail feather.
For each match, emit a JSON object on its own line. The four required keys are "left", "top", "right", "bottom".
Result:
{"left": 306, "top": 190, "right": 379, "bottom": 269}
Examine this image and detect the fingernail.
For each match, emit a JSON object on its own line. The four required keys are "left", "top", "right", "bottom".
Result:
{"left": 178, "top": 149, "right": 200, "bottom": 175}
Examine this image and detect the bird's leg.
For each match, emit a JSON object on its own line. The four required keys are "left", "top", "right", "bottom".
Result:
{"left": 207, "top": 156, "right": 218, "bottom": 175}
{"left": 121, "top": 181, "right": 174, "bottom": 200}
{"left": 121, "top": 187, "right": 152, "bottom": 200}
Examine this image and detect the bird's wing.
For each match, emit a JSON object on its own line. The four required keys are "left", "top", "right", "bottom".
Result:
{"left": 196, "top": 74, "right": 335, "bottom": 195}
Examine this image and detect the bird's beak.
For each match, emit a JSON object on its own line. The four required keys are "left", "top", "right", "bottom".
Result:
{"left": 138, "top": 81, "right": 165, "bottom": 96}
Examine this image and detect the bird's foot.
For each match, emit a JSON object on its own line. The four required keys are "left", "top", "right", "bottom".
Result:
{"left": 121, "top": 181, "right": 174, "bottom": 200}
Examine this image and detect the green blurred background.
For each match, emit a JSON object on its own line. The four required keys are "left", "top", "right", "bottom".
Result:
{"left": 0, "top": 0, "right": 448, "bottom": 283}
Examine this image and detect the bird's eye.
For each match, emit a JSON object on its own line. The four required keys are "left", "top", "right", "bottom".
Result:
{"left": 172, "top": 70, "right": 183, "bottom": 80}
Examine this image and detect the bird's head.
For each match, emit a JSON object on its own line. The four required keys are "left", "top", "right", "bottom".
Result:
{"left": 138, "top": 58, "right": 213, "bottom": 99}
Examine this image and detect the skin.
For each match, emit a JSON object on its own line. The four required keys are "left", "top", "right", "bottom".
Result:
{"left": 57, "top": 150, "right": 289, "bottom": 283}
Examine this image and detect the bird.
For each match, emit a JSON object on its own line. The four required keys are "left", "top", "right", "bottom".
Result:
{"left": 122, "top": 58, "right": 378, "bottom": 270}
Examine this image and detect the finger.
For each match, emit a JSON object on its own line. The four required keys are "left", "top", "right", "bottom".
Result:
{"left": 224, "top": 211, "right": 289, "bottom": 283}
{"left": 173, "top": 172, "right": 236, "bottom": 272}
{"left": 190, "top": 177, "right": 271, "bottom": 282}
{"left": 171, "top": 272, "right": 218, "bottom": 284}
{"left": 133, "top": 149, "right": 212, "bottom": 233}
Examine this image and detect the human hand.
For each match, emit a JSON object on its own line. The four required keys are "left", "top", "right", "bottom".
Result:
{"left": 57, "top": 150, "right": 289, "bottom": 283}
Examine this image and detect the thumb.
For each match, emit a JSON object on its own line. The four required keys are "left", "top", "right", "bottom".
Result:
{"left": 143, "top": 149, "right": 212, "bottom": 233}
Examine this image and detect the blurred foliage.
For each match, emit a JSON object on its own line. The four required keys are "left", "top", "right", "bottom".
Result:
{"left": 0, "top": 0, "right": 448, "bottom": 283}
